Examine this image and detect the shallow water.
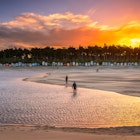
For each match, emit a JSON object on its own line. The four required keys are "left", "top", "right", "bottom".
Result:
{"left": 0, "top": 68, "right": 140, "bottom": 128}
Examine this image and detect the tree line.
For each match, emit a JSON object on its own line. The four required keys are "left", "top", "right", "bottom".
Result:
{"left": 0, "top": 45, "right": 140, "bottom": 64}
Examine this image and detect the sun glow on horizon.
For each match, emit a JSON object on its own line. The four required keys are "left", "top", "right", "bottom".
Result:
{"left": 130, "top": 38, "right": 140, "bottom": 47}
{"left": 0, "top": 12, "right": 140, "bottom": 49}
{"left": 118, "top": 38, "right": 140, "bottom": 48}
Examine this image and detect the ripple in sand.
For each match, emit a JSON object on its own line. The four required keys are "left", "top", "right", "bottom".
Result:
{"left": 0, "top": 69, "right": 140, "bottom": 128}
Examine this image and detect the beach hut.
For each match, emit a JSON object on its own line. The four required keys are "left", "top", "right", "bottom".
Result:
{"left": 116, "top": 63, "right": 120, "bottom": 66}
{"left": 87, "top": 62, "right": 90, "bottom": 66}
{"left": 90, "top": 61, "right": 94, "bottom": 66}
{"left": 102, "top": 62, "right": 105, "bottom": 66}
{"left": 134, "top": 62, "right": 138, "bottom": 66}
{"left": 18, "top": 62, "right": 22, "bottom": 67}
{"left": 67, "top": 63, "right": 70, "bottom": 66}
{"left": 113, "top": 62, "right": 117, "bottom": 66}
{"left": 42, "top": 61, "right": 45, "bottom": 66}
{"left": 52, "top": 62, "right": 56, "bottom": 66}
{"left": 96, "top": 63, "right": 99, "bottom": 66}
{"left": 93, "top": 62, "right": 96, "bottom": 66}
{"left": 85, "top": 62, "right": 88, "bottom": 66}
{"left": 76, "top": 62, "right": 79, "bottom": 66}
{"left": 124, "top": 62, "right": 127, "bottom": 66}
{"left": 57, "top": 62, "right": 61, "bottom": 66}
{"left": 60, "top": 62, "right": 63, "bottom": 66}
{"left": 80, "top": 63, "right": 84, "bottom": 66}
{"left": 44, "top": 62, "right": 48, "bottom": 66}
{"left": 72, "top": 61, "right": 76, "bottom": 66}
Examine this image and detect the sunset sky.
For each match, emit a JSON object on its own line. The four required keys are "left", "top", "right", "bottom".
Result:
{"left": 0, "top": 0, "right": 140, "bottom": 49}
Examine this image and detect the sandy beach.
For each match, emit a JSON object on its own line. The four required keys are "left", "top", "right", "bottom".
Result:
{"left": 0, "top": 66, "right": 140, "bottom": 140}
{"left": 0, "top": 125, "right": 140, "bottom": 140}
{"left": 27, "top": 66, "right": 140, "bottom": 97}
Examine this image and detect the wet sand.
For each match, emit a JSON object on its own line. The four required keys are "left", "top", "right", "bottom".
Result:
{"left": 27, "top": 66, "right": 140, "bottom": 97}
{"left": 1, "top": 66, "right": 140, "bottom": 140}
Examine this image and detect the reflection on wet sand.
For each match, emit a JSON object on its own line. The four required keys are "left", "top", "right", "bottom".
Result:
{"left": 72, "top": 90, "right": 77, "bottom": 97}
{"left": 0, "top": 67, "right": 140, "bottom": 129}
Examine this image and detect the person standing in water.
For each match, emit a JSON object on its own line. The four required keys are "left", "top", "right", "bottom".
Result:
{"left": 72, "top": 81, "right": 77, "bottom": 93}
{"left": 65, "top": 75, "right": 68, "bottom": 86}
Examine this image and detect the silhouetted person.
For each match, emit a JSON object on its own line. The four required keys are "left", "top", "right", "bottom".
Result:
{"left": 72, "top": 81, "right": 77, "bottom": 93}
{"left": 65, "top": 75, "right": 68, "bottom": 86}
{"left": 96, "top": 68, "right": 99, "bottom": 72}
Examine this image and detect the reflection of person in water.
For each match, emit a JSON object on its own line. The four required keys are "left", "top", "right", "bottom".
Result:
{"left": 65, "top": 75, "right": 68, "bottom": 86}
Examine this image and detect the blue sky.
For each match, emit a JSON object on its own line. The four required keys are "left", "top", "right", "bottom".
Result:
{"left": 1, "top": 0, "right": 140, "bottom": 24}
{"left": 1, "top": 0, "right": 94, "bottom": 22}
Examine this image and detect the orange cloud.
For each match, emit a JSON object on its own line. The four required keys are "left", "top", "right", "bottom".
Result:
{"left": 114, "top": 21, "right": 140, "bottom": 47}
{"left": 0, "top": 12, "right": 140, "bottom": 49}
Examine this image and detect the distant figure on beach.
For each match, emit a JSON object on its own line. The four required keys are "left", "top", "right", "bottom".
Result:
{"left": 72, "top": 81, "right": 77, "bottom": 93}
{"left": 65, "top": 75, "right": 68, "bottom": 86}
{"left": 96, "top": 68, "right": 99, "bottom": 72}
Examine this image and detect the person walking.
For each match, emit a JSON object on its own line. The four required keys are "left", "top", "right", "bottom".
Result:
{"left": 65, "top": 75, "right": 68, "bottom": 86}
{"left": 72, "top": 81, "right": 77, "bottom": 93}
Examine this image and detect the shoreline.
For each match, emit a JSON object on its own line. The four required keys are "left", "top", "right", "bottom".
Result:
{"left": 1, "top": 66, "right": 140, "bottom": 139}
{"left": 24, "top": 66, "right": 140, "bottom": 97}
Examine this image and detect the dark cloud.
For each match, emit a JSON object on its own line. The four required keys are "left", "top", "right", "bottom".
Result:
{"left": 0, "top": 12, "right": 140, "bottom": 49}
